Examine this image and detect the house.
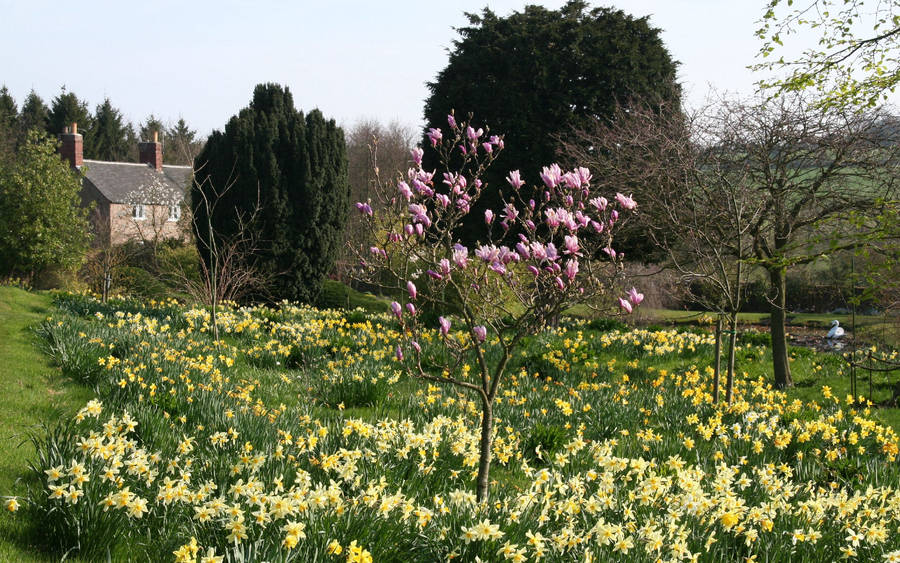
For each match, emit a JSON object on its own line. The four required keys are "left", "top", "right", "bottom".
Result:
{"left": 59, "top": 123, "right": 192, "bottom": 246}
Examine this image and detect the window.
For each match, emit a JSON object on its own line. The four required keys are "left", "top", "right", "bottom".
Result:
{"left": 133, "top": 204, "right": 146, "bottom": 220}
{"left": 168, "top": 205, "right": 182, "bottom": 222}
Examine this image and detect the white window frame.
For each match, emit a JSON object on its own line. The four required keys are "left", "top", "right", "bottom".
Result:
{"left": 133, "top": 204, "right": 146, "bottom": 221}
{"left": 168, "top": 205, "right": 181, "bottom": 222}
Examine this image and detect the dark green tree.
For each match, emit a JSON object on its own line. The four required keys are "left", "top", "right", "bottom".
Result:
{"left": 0, "top": 130, "right": 91, "bottom": 278}
{"left": 164, "top": 117, "right": 202, "bottom": 165}
{"left": 48, "top": 87, "right": 93, "bottom": 138}
{"left": 0, "top": 86, "right": 17, "bottom": 161}
{"left": 139, "top": 114, "right": 165, "bottom": 141}
{"left": 193, "top": 83, "right": 350, "bottom": 303}
{"left": 18, "top": 90, "right": 49, "bottom": 144}
{"left": 87, "top": 98, "right": 133, "bottom": 161}
{"left": 423, "top": 1, "right": 680, "bottom": 246}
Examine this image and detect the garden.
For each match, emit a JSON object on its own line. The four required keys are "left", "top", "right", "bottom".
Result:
{"left": 1, "top": 289, "right": 898, "bottom": 562}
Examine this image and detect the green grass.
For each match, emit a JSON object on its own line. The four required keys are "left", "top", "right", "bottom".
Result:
{"left": 0, "top": 287, "right": 94, "bottom": 561}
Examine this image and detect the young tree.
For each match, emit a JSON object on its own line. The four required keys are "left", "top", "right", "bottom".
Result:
{"left": 423, "top": 1, "right": 680, "bottom": 246}
{"left": 755, "top": 0, "right": 900, "bottom": 109}
{"left": 353, "top": 115, "right": 640, "bottom": 501}
{"left": 88, "top": 98, "right": 133, "bottom": 161}
{"left": 194, "top": 83, "right": 349, "bottom": 303}
{"left": 139, "top": 114, "right": 165, "bottom": 142}
{"left": 0, "top": 130, "right": 91, "bottom": 279}
{"left": 567, "top": 99, "right": 765, "bottom": 401}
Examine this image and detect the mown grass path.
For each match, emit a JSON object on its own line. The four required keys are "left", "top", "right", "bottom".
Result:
{"left": 0, "top": 287, "right": 93, "bottom": 561}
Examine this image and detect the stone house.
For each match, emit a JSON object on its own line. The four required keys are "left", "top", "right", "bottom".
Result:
{"left": 59, "top": 123, "right": 192, "bottom": 246}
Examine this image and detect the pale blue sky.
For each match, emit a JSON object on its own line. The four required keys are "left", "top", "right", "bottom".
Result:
{"left": 0, "top": 1, "right": 808, "bottom": 135}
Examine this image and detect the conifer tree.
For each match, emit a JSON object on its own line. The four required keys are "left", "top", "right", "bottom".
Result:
{"left": 88, "top": 98, "right": 133, "bottom": 161}
{"left": 0, "top": 86, "right": 17, "bottom": 161}
{"left": 193, "top": 83, "right": 349, "bottom": 302}
{"left": 423, "top": 1, "right": 680, "bottom": 247}
{"left": 48, "top": 88, "right": 93, "bottom": 138}
{"left": 18, "top": 90, "right": 49, "bottom": 145}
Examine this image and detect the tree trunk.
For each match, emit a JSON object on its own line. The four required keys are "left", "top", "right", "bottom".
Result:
{"left": 713, "top": 317, "right": 722, "bottom": 403}
{"left": 475, "top": 397, "right": 493, "bottom": 503}
{"left": 726, "top": 314, "right": 738, "bottom": 403}
{"left": 768, "top": 266, "right": 793, "bottom": 388}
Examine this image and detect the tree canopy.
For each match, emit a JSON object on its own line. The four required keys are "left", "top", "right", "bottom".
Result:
{"left": 88, "top": 98, "right": 133, "bottom": 161}
{"left": 423, "top": 0, "right": 680, "bottom": 245}
{"left": 0, "top": 130, "right": 91, "bottom": 278}
{"left": 755, "top": 0, "right": 900, "bottom": 109}
{"left": 193, "top": 83, "right": 349, "bottom": 303}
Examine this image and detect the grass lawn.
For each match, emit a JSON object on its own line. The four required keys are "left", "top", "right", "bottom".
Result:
{"left": 0, "top": 287, "right": 94, "bottom": 561}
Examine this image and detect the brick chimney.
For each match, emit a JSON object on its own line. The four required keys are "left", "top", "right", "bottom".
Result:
{"left": 59, "top": 122, "right": 83, "bottom": 168}
{"left": 139, "top": 130, "right": 163, "bottom": 171}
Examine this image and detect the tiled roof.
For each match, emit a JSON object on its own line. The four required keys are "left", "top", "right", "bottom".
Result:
{"left": 81, "top": 160, "right": 192, "bottom": 204}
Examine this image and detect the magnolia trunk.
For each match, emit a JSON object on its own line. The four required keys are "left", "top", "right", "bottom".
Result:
{"left": 768, "top": 266, "right": 793, "bottom": 389}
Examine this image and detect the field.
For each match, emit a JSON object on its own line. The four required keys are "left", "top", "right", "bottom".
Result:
{"left": 1, "top": 287, "right": 900, "bottom": 561}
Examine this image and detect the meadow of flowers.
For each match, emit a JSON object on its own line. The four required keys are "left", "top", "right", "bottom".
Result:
{"left": 7, "top": 292, "right": 900, "bottom": 562}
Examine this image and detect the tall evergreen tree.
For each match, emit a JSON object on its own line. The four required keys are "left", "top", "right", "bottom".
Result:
{"left": 18, "top": 90, "right": 49, "bottom": 145}
{"left": 139, "top": 114, "right": 165, "bottom": 141}
{"left": 87, "top": 98, "right": 132, "bottom": 161}
{"left": 193, "top": 83, "right": 349, "bottom": 303}
{"left": 164, "top": 117, "right": 201, "bottom": 165}
{"left": 48, "top": 87, "right": 93, "bottom": 137}
{"left": 0, "top": 86, "right": 17, "bottom": 161}
{"left": 423, "top": 1, "right": 680, "bottom": 247}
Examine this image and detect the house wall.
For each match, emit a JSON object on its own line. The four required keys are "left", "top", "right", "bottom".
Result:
{"left": 109, "top": 203, "right": 190, "bottom": 246}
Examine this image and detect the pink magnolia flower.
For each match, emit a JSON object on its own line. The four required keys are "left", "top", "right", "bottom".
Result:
{"left": 564, "top": 235, "right": 580, "bottom": 256}
{"left": 482, "top": 142, "right": 493, "bottom": 154}
{"left": 526, "top": 265, "right": 540, "bottom": 276}
{"left": 439, "top": 316, "right": 451, "bottom": 336}
{"left": 435, "top": 193, "right": 450, "bottom": 207}
{"left": 603, "top": 247, "right": 616, "bottom": 259}
{"left": 406, "top": 303, "right": 417, "bottom": 316}
{"left": 452, "top": 245, "right": 469, "bottom": 269}
{"left": 411, "top": 147, "right": 424, "bottom": 166}
{"left": 627, "top": 287, "right": 644, "bottom": 306}
{"left": 397, "top": 182, "right": 413, "bottom": 201}
{"left": 355, "top": 202, "right": 373, "bottom": 216}
{"left": 502, "top": 203, "right": 518, "bottom": 222}
{"left": 466, "top": 126, "right": 483, "bottom": 141}
{"left": 411, "top": 341, "right": 421, "bottom": 353}
{"left": 473, "top": 325, "right": 487, "bottom": 343}
{"left": 408, "top": 203, "right": 430, "bottom": 227}
{"left": 554, "top": 276, "right": 565, "bottom": 290}
{"left": 427, "top": 270, "right": 442, "bottom": 281}
{"left": 618, "top": 297, "right": 633, "bottom": 313}
{"left": 616, "top": 192, "right": 637, "bottom": 210}
{"left": 515, "top": 242, "right": 531, "bottom": 260}
{"left": 576, "top": 167, "right": 592, "bottom": 186}
{"left": 506, "top": 170, "right": 525, "bottom": 189}
{"left": 540, "top": 164, "right": 563, "bottom": 188}
{"left": 407, "top": 281, "right": 417, "bottom": 300}
{"left": 565, "top": 259, "right": 579, "bottom": 281}
{"left": 427, "top": 128, "right": 443, "bottom": 147}
{"left": 484, "top": 209, "right": 494, "bottom": 224}
{"left": 489, "top": 262, "right": 506, "bottom": 275}
{"left": 439, "top": 259, "right": 451, "bottom": 277}
{"left": 475, "top": 244, "right": 500, "bottom": 263}
{"left": 447, "top": 114, "right": 457, "bottom": 129}
{"left": 396, "top": 345, "right": 404, "bottom": 361}
{"left": 390, "top": 301, "right": 402, "bottom": 319}
{"left": 589, "top": 196, "right": 608, "bottom": 211}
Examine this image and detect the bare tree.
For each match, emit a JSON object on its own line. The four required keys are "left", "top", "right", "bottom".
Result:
{"left": 569, "top": 94, "right": 900, "bottom": 389}
{"left": 336, "top": 119, "right": 416, "bottom": 286}
{"left": 566, "top": 99, "right": 764, "bottom": 402}
{"left": 181, "top": 167, "right": 272, "bottom": 340}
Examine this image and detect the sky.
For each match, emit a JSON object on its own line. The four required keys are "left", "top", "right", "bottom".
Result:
{"left": 0, "top": 1, "right": 830, "bottom": 136}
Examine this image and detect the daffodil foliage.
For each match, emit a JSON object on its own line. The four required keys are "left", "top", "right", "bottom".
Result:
{"left": 10, "top": 290, "right": 900, "bottom": 561}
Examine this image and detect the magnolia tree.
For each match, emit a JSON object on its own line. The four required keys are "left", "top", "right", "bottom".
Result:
{"left": 351, "top": 114, "right": 641, "bottom": 501}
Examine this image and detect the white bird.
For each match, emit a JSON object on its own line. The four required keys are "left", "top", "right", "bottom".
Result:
{"left": 827, "top": 320, "right": 845, "bottom": 339}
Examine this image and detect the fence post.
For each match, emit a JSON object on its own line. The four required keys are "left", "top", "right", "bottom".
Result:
{"left": 713, "top": 317, "right": 722, "bottom": 403}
